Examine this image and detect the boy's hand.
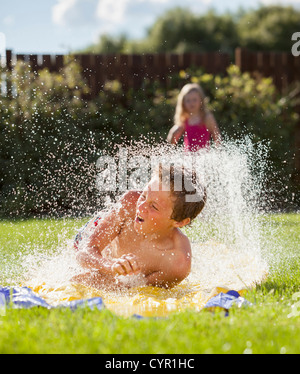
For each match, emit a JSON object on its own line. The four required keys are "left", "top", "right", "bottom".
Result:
{"left": 111, "top": 254, "right": 140, "bottom": 276}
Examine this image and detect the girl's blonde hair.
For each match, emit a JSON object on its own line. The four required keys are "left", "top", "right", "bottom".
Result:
{"left": 174, "top": 83, "right": 209, "bottom": 128}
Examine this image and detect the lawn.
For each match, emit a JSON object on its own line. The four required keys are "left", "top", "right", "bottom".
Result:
{"left": 0, "top": 213, "right": 300, "bottom": 354}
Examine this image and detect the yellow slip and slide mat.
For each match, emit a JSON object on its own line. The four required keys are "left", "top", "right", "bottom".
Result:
{"left": 24, "top": 241, "right": 264, "bottom": 317}
{"left": 29, "top": 281, "right": 247, "bottom": 317}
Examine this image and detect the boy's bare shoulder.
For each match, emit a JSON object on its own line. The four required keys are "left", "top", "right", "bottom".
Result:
{"left": 118, "top": 190, "right": 141, "bottom": 217}
{"left": 147, "top": 230, "right": 191, "bottom": 288}
{"left": 119, "top": 190, "right": 141, "bottom": 205}
{"left": 174, "top": 228, "right": 191, "bottom": 252}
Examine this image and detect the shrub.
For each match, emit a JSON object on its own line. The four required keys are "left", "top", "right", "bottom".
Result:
{"left": 0, "top": 61, "right": 298, "bottom": 217}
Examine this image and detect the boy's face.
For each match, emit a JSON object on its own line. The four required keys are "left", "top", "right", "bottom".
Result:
{"left": 134, "top": 178, "right": 176, "bottom": 236}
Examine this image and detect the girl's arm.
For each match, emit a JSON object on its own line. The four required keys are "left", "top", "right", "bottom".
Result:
{"left": 167, "top": 124, "right": 185, "bottom": 145}
{"left": 206, "top": 113, "right": 222, "bottom": 145}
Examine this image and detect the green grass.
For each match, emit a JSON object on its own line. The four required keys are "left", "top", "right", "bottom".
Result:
{"left": 0, "top": 214, "right": 300, "bottom": 354}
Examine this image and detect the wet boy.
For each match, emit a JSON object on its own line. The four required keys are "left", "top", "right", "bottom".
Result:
{"left": 73, "top": 165, "right": 206, "bottom": 289}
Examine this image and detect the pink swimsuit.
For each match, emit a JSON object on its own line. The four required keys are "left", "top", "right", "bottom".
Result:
{"left": 184, "top": 119, "right": 210, "bottom": 152}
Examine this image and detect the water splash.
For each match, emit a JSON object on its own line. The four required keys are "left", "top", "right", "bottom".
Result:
{"left": 184, "top": 137, "right": 270, "bottom": 290}
{"left": 14, "top": 136, "right": 271, "bottom": 297}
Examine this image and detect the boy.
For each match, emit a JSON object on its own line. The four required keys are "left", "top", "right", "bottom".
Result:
{"left": 73, "top": 165, "right": 206, "bottom": 289}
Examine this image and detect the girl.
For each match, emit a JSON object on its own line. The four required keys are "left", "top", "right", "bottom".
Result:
{"left": 167, "top": 83, "right": 221, "bottom": 151}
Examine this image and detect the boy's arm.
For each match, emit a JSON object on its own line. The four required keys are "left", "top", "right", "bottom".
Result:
{"left": 76, "top": 191, "right": 139, "bottom": 275}
{"left": 75, "top": 207, "right": 122, "bottom": 275}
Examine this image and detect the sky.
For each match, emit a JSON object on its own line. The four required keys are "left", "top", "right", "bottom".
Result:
{"left": 0, "top": 0, "right": 300, "bottom": 55}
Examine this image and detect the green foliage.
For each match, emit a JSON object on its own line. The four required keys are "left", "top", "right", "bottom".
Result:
{"left": 94, "top": 79, "right": 174, "bottom": 143}
{"left": 82, "top": 34, "right": 128, "bottom": 54}
{"left": 0, "top": 57, "right": 298, "bottom": 217}
{"left": 0, "top": 60, "right": 174, "bottom": 217}
{"left": 79, "top": 5, "right": 299, "bottom": 54}
{"left": 141, "top": 8, "right": 201, "bottom": 53}
{"left": 237, "top": 6, "right": 300, "bottom": 51}
{"left": 142, "top": 8, "right": 239, "bottom": 54}
{"left": 0, "top": 60, "right": 99, "bottom": 217}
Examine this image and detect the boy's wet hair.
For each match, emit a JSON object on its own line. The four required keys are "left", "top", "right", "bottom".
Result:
{"left": 155, "top": 164, "right": 206, "bottom": 223}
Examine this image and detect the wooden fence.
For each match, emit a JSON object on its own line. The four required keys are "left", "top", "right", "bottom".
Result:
{"left": 5, "top": 50, "right": 231, "bottom": 96}
{"left": 235, "top": 48, "right": 300, "bottom": 93}
{"left": 5, "top": 48, "right": 300, "bottom": 95}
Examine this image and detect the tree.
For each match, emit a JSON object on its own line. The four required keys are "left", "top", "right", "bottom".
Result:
{"left": 237, "top": 6, "right": 300, "bottom": 51}
{"left": 131, "top": 8, "right": 238, "bottom": 54}
{"left": 78, "top": 5, "right": 300, "bottom": 54}
{"left": 81, "top": 34, "right": 128, "bottom": 54}
{"left": 142, "top": 7, "right": 200, "bottom": 52}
